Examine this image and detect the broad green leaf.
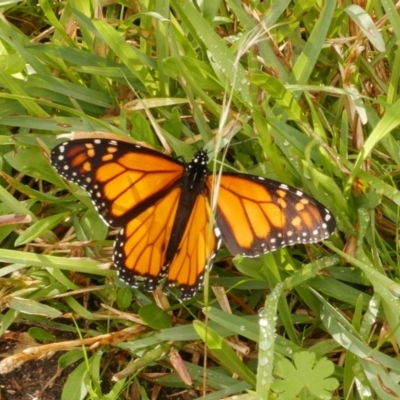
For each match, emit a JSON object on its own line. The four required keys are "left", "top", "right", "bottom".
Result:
{"left": 139, "top": 303, "right": 172, "bottom": 330}
{"left": 15, "top": 212, "right": 69, "bottom": 246}
{"left": 9, "top": 297, "right": 62, "bottom": 318}
{"left": 61, "top": 360, "right": 88, "bottom": 400}
{"left": 272, "top": 351, "right": 339, "bottom": 399}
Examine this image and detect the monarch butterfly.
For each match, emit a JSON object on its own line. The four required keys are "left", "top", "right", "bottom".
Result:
{"left": 50, "top": 135, "right": 335, "bottom": 299}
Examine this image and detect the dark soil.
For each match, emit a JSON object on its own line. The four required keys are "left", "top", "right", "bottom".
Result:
{"left": 0, "top": 329, "right": 77, "bottom": 400}
{"left": 0, "top": 352, "right": 75, "bottom": 400}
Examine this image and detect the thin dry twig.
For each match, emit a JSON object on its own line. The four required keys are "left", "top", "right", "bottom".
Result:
{"left": 0, "top": 325, "right": 148, "bottom": 374}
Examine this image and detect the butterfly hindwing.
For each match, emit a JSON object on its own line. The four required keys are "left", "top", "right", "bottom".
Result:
{"left": 166, "top": 193, "right": 219, "bottom": 299}
{"left": 208, "top": 174, "right": 335, "bottom": 256}
{"left": 114, "top": 187, "right": 181, "bottom": 292}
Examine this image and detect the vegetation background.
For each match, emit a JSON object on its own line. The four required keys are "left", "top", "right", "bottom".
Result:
{"left": 0, "top": 0, "right": 399, "bottom": 399}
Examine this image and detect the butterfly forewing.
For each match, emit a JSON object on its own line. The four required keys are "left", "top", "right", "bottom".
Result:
{"left": 208, "top": 174, "right": 335, "bottom": 256}
{"left": 51, "top": 139, "right": 184, "bottom": 227}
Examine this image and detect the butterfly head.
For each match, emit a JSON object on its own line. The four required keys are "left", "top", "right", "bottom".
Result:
{"left": 184, "top": 149, "right": 210, "bottom": 190}
{"left": 186, "top": 149, "right": 209, "bottom": 171}
{"left": 192, "top": 149, "right": 209, "bottom": 164}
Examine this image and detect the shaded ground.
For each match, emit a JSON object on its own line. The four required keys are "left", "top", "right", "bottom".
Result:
{"left": 0, "top": 351, "right": 74, "bottom": 400}
{"left": 0, "top": 330, "right": 196, "bottom": 400}
{"left": 0, "top": 328, "right": 77, "bottom": 400}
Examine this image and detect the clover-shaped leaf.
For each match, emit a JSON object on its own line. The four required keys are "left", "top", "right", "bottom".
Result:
{"left": 271, "top": 351, "right": 339, "bottom": 400}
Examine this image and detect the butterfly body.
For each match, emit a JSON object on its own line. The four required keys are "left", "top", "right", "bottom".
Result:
{"left": 51, "top": 137, "right": 335, "bottom": 299}
{"left": 162, "top": 150, "right": 213, "bottom": 266}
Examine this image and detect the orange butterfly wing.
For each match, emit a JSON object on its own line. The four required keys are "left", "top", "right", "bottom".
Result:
{"left": 51, "top": 138, "right": 184, "bottom": 227}
{"left": 114, "top": 187, "right": 181, "bottom": 292}
{"left": 166, "top": 193, "right": 218, "bottom": 299}
{"left": 207, "top": 174, "right": 335, "bottom": 256}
